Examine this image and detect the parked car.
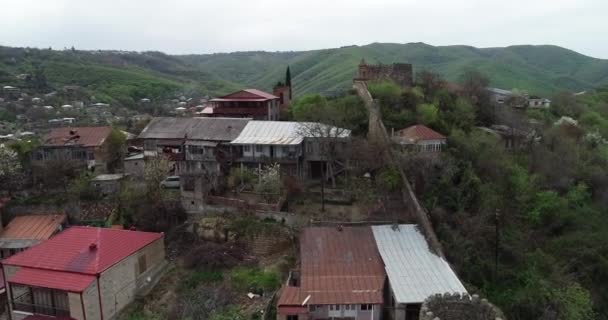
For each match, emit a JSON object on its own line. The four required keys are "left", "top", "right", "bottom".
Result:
{"left": 160, "top": 176, "right": 180, "bottom": 189}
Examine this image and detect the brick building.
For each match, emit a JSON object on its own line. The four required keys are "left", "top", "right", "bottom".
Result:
{"left": 1, "top": 227, "right": 166, "bottom": 320}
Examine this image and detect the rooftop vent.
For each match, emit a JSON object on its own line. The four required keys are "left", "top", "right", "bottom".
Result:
{"left": 89, "top": 243, "right": 97, "bottom": 251}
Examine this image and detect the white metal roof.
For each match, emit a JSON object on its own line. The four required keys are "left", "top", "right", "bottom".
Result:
{"left": 372, "top": 225, "right": 467, "bottom": 304}
{"left": 230, "top": 121, "right": 350, "bottom": 145}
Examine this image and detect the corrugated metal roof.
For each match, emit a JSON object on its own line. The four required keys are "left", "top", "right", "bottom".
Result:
{"left": 278, "top": 227, "right": 385, "bottom": 306}
{"left": 231, "top": 121, "right": 351, "bottom": 145}
{"left": 371, "top": 225, "right": 467, "bottom": 304}
{"left": 91, "top": 174, "right": 126, "bottom": 181}
{"left": 2, "top": 226, "right": 163, "bottom": 275}
{"left": 43, "top": 127, "right": 112, "bottom": 147}
{"left": 9, "top": 267, "right": 94, "bottom": 292}
{"left": 0, "top": 214, "right": 66, "bottom": 245}
{"left": 138, "top": 117, "right": 250, "bottom": 142}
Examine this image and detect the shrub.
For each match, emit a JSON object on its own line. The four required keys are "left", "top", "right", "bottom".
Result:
{"left": 179, "top": 270, "right": 224, "bottom": 291}
{"left": 230, "top": 267, "right": 280, "bottom": 294}
{"left": 377, "top": 167, "right": 402, "bottom": 192}
{"left": 182, "top": 242, "right": 247, "bottom": 270}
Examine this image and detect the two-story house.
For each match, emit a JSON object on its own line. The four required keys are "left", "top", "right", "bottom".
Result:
{"left": 207, "top": 89, "right": 280, "bottom": 120}
{"left": 230, "top": 121, "right": 351, "bottom": 180}
{"left": 138, "top": 117, "right": 251, "bottom": 212}
{"left": 1, "top": 227, "right": 166, "bottom": 320}
{"left": 32, "top": 127, "right": 113, "bottom": 173}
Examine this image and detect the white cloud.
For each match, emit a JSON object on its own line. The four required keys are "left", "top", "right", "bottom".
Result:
{"left": 0, "top": 0, "right": 606, "bottom": 58}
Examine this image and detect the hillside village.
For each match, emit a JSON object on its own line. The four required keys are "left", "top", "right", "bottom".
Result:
{"left": 0, "top": 46, "right": 607, "bottom": 320}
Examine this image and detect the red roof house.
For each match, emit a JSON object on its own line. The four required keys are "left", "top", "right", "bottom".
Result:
{"left": 2, "top": 227, "right": 166, "bottom": 320}
{"left": 394, "top": 124, "right": 447, "bottom": 152}
{"left": 0, "top": 214, "right": 67, "bottom": 258}
{"left": 277, "top": 227, "right": 385, "bottom": 319}
{"left": 209, "top": 89, "right": 280, "bottom": 120}
{"left": 33, "top": 127, "right": 114, "bottom": 172}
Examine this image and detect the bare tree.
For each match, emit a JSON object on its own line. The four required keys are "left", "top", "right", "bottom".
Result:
{"left": 297, "top": 122, "right": 351, "bottom": 211}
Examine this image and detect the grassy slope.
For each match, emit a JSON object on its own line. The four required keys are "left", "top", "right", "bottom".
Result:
{"left": 179, "top": 43, "right": 608, "bottom": 96}
{"left": 1, "top": 43, "right": 608, "bottom": 104}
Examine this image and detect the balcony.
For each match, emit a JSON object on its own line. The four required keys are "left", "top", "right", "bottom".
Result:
{"left": 13, "top": 289, "right": 71, "bottom": 317}
{"left": 237, "top": 154, "right": 300, "bottom": 164}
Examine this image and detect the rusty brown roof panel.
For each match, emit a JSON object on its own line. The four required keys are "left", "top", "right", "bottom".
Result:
{"left": 0, "top": 214, "right": 67, "bottom": 244}
{"left": 279, "top": 226, "right": 385, "bottom": 306}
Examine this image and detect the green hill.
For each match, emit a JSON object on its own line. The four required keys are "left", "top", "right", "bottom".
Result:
{"left": 1, "top": 42, "right": 608, "bottom": 108}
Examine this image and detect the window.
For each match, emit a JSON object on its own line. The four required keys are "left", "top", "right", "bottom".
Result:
{"left": 329, "top": 304, "right": 340, "bottom": 311}
{"left": 286, "top": 316, "right": 298, "bottom": 320}
{"left": 360, "top": 304, "right": 372, "bottom": 311}
{"left": 255, "top": 145, "right": 264, "bottom": 153}
{"left": 138, "top": 255, "right": 148, "bottom": 275}
{"left": 308, "top": 305, "right": 317, "bottom": 312}
{"left": 243, "top": 145, "right": 251, "bottom": 152}
{"left": 12, "top": 285, "right": 70, "bottom": 317}
{"left": 305, "top": 141, "right": 313, "bottom": 154}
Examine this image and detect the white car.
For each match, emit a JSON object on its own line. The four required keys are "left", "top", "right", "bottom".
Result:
{"left": 160, "top": 176, "right": 181, "bottom": 189}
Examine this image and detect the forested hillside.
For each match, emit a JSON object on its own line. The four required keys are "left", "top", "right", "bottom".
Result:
{"left": 1, "top": 43, "right": 608, "bottom": 108}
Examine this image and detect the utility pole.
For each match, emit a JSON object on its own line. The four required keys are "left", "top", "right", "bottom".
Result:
{"left": 321, "top": 164, "right": 325, "bottom": 212}
{"left": 494, "top": 209, "right": 500, "bottom": 281}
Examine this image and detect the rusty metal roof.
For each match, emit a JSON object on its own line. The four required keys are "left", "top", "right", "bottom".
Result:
{"left": 0, "top": 214, "right": 67, "bottom": 249}
{"left": 395, "top": 124, "right": 446, "bottom": 143}
{"left": 231, "top": 121, "right": 351, "bottom": 145}
{"left": 278, "top": 227, "right": 385, "bottom": 306}
{"left": 43, "top": 127, "right": 112, "bottom": 147}
{"left": 138, "top": 117, "right": 250, "bottom": 142}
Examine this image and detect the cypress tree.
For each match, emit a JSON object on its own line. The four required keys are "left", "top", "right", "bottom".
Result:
{"left": 285, "top": 66, "right": 292, "bottom": 98}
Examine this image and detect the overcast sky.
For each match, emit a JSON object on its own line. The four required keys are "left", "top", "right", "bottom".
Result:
{"left": 1, "top": 0, "right": 607, "bottom": 58}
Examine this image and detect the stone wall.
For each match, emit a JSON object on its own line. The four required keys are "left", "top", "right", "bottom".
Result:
{"left": 420, "top": 293, "right": 505, "bottom": 320}
{"left": 356, "top": 60, "right": 413, "bottom": 88}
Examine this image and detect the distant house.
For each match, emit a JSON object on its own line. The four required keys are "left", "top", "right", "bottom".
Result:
{"left": 2, "top": 227, "right": 166, "bottom": 320}
{"left": 91, "top": 173, "right": 128, "bottom": 196}
{"left": 138, "top": 117, "right": 250, "bottom": 211}
{"left": 230, "top": 121, "right": 351, "bottom": 179}
{"left": 372, "top": 225, "right": 467, "bottom": 320}
{"left": 528, "top": 96, "right": 551, "bottom": 108}
{"left": 123, "top": 153, "right": 145, "bottom": 178}
{"left": 277, "top": 227, "right": 385, "bottom": 320}
{"left": 32, "top": 126, "right": 113, "bottom": 172}
{"left": 0, "top": 214, "right": 67, "bottom": 259}
{"left": 394, "top": 124, "right": 446, "bottom": 152}
{"left": 208, "top": 89, "right": 280, "bottom": 120}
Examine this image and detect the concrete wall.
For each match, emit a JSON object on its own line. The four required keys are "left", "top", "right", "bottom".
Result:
{"left": 124, "top": 159, "right": 145, "bottom": 178}
{"left": 96, "top": 237, "right": 166, "bottom": 320}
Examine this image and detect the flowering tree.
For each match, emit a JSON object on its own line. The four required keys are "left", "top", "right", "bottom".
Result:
{"left": 255, "top": 163, "right": 282, "bottom": 203}
{"left": 0, "top": 147, "right": 23, "bottom": 195}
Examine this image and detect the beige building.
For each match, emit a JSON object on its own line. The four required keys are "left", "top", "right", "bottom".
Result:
{"left": 1, "top": 227, "right": 166, "bottom": 320}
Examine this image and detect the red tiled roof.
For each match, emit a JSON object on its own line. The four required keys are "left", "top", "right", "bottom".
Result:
{"left": 9, "top": 267, "right": 94, "bottom": 292}
{"left": 3, "top": 226, "right": 163, "bottom": 274}
{"left": 0, "top": 214, "right": 67, "bottom": 241}
{"left": 278, "top": 227, "right": 385, "bottom": 307}
{"left": 396, "top": 124, "right": 446, "bottom": 142}
{"left": 43, "top": 127, "right": 113, "bottom": 147}
{"left": 212, "top": 89, "right": 279, "bottom": 101}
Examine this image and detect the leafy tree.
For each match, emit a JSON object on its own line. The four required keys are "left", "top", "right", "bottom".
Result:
{"left": 106, "top": 128, "right": 126, "bottom": 173}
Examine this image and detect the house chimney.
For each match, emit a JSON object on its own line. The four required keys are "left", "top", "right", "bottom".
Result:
{"left": 89, "top": 243, "right": 97, "bottom": 251}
